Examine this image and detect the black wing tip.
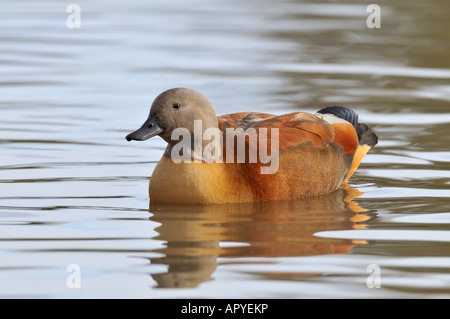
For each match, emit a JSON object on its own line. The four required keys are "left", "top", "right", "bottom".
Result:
{"left": 318, "top": 106, "right": 378, "bottom": 147}
{"left": 357, "top": 123, "right": 379, "bottom": 147}
{"left": 317, "top": 106, "right": 359, "bottom": 129}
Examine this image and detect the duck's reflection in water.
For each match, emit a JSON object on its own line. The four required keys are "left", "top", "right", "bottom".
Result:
{"left": 147, "top": 186, "right": 374, "bottom": 288}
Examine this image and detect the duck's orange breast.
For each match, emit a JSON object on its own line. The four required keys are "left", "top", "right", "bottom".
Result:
{"left": 149, "top": 156, "right": 255, "bottom": 204}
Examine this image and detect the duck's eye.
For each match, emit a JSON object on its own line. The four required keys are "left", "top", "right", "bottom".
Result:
{"left": 173, "top": 103, "right": 181, "bottom": 109}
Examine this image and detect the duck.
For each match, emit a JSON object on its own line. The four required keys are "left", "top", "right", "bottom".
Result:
{"left": 126, "top": 88, "right": 378, "bottom": 205}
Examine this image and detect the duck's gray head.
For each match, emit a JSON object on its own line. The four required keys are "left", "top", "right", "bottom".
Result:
{"left": 126, "top": 88, "right": 218, "bottom": 145}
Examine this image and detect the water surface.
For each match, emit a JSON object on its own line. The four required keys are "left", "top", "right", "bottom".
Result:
{"left": 1, "top": 0, "right": 449, "bottom": 298}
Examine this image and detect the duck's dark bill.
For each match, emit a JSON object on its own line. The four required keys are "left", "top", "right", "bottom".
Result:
{"left": 126, "top": 115, "right": 164, "bottom": 141}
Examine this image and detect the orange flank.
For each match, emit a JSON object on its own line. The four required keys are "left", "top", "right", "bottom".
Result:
{"left": 330, "top": 122, "right": 359, "bottom": 157}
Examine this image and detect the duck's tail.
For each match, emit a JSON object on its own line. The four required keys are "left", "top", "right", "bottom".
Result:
{"left": 317, "top": 106, "right": 378, "bottom": 182}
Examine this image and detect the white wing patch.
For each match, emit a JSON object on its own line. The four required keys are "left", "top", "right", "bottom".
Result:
{"left": 315, "top": 113, "right": 351, "bottom": 125}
